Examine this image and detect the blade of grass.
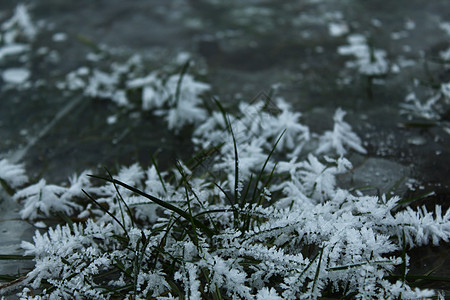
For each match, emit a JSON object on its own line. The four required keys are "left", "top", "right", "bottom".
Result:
{"left": 229, "top": 115, "right": 240, "bottom": 205}
{"left": 401, "top": 228, "right": 407, "bottom": 285}
{"left": 250, "top": 129, "right": 285, "bottom": 205}
{"left": 394, "top": 191, "right": 435, "bottom": 208}
{"left": 174, "top": 60, "right": 191, "bottom": 105}
{"left": 57, "top": 212, "right": 74, "bottom": 232}
{"left": 150, "top": 153, "right": 167, "bottom": 194}
{"left": 242, "top": 130, "right": 285, "bottom": 232}
{"left": 176, "top": 162, "right": 200, "bottom": 249}
{"left": 312, "top": 248, "right": 324, "bottom": 293}
{"left": 0, "top": 255, "right": 34, "bottom": 260}
{"left": 88, "top": 175, "right": 214, "bottom": 238}
{"left": 82, "top": 189, "right": 129, "bottom": 238}
{"left": 213, "top": 96, "right": 240, "bottom": 207}
{"left": 258, "top": 162, "right": 278, "bottom": 206}
{"left": 0, "top": 178, "right": 15, "bottom": 195}
{"left": 327, "top": 260, "right": 394, "bottom": 271}
{"left": 386, "top": 274, "right": 450, "bottom": 283}
{"left": 175, "top": 160, "right": 219, "bottom": 234}
{"left": 0, "top": 274, "right": 28, "bottom": 291}
{"left": 105, "top": 168, "right": 136, "bottom": 228}
{"left": 76, "top": 34, "right": 102, "bottom": 53}
{"left": 114, "top": 258, "right": 133, "bottom": 278}
{"left": 240, "top": 174, "right": 253, "bottom": 207}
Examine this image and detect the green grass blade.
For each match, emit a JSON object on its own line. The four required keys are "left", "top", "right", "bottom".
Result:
{"left": 175, "top": 161, "right": 200, "bottom": 248}
{"left": 228, "top": 115, "right": 239, "bottom": 205}
{"left": 240, "top": 174, "right": 253, "bottom": 208}
{"left": 76, "top": 34, "right": 102, "bottom": 53}
{"left": 0, "top": 254, "right": 34, "bottom": 260}
{"left": 386, "top": 274, "right": 450, "bottom": 282}
{"left": 312, "top": 248, "right": 324, "bottom": 293}
{"left": 57, "top": 212, "right": 74, "bottom": 232}
{"left": 0, "top": 178, "right": 15, "bottom": 195}
{"left": 88, "top": 175, "right": 214, "bottom": 238}
{"left": 150, "top": 153, "right": 167, "bottom": 194}
{"left": 105, "top": 168, "right": 136, "bottom": 228}
{"left": 82, "top": 189, "right": 129, "bottom": 238}
{"left": 258, "top": 162, "right": 278, "bottom": 206}
{"left": 394, "top": 191, "right": 435, "bottom": 208}
{"left": 174, "top": 60, "right": 191, "bottom": 105}
{"left": 401, "top": 228, "right": 407, "bottom": 285}
{"left": 250, "top": 129, "right": 285, "bottom": 205}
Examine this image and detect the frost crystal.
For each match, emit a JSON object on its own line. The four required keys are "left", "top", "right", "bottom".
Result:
{"left": 0, "top": 158, "right": 28, "bottom": 189}
{"left": 316, "top": 108, "right": 367, "bottom": 155}
{"left": 338, "top": 34, "right": 389, "bottom": 76}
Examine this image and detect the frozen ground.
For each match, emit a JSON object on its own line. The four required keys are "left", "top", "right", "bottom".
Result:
{"left": 0, "top": 0, "right": 449, "bottom": 298}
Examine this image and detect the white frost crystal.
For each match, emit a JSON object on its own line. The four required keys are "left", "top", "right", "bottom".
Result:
{"left": 0, "top": 158, "right": 28, "bottom": 188}
{"left": 316, "top": 108, "right": 367, "bottom": 155}
{"left": 338, "top": 34, "right": 389, "bottom": 76}
{"left": 2, "top": 67, "right": 30, "bottom": 84}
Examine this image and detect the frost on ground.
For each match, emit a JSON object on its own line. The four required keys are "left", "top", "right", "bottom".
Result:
{"left": 0, "top": 3, "right": 450, "bottom": 300}
{"left": 5, "top": 95, "right": 449, "bottom": 299}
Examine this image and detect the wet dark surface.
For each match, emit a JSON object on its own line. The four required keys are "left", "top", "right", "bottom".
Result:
{"left": 0, "top": 0, "right": 450, "bottom": 294}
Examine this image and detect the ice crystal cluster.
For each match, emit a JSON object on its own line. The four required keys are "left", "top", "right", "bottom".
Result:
{"left": 57, "top": 55, "right": 209, "bottom": 131}
{"left": 400, "top": 65, "right": 450, "bottom": 122}
{"left": 5, "top": 92, "right": 449, "bottom": 299}
{"left": 399, "top": 37, "right": 450, "bottom": 122}
{"left": 1, "top": 4, "right": 449, "bottom": 300}
{"left": 338, "top": 34, "right": 389, "bottom": 76}
{"left": 0, "top": 4, "right": 36, "bottom": 86}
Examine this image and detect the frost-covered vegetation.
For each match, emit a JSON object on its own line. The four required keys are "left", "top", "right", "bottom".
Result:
{"left": 6, "top": 94, "right": 450, "bottom": 299}
{"left": 1, "top": 3, "right": 450, "bottom": 300}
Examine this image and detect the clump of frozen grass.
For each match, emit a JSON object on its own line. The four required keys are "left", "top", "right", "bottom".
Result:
{"left": 128, "top": 68, "right": 210, "bottom": 131}
{"left": 0, "top": 158, "right": 28, "bottom": 191}
{"left": 400, "top": 74, "right": 450, "bottom": 122}
{"left": 315, "top": 108, "right": 367, "bottom": 155}
{"left": 58, "top": 55, "right": 210, "bottom": 131}
{"left": 400, "top": 91, "right": 443, "bottom": 121}
{"left": 13, "top": 171, "right": 92, "bottom": 220}
{"left": 338, "top": 34, "right": 389, "bottom": 76}
{"left": 57, "top": 55, "right": 141, "bottom": 107}
{"left": 0, "top": 4, "right": 38, "bottom": 88}
{"left": 400, "top": 47, "right": 450, "bottom": 123}
{"left": 0, "top": 4, "right": 36, "bottom": 43}
{"left": 10, "top": 95, "right": 448, "bottom": 299}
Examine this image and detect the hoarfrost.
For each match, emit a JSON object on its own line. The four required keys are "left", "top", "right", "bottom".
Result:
{"left": 0, "top": 158, "right": 28, "bottom": 188}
